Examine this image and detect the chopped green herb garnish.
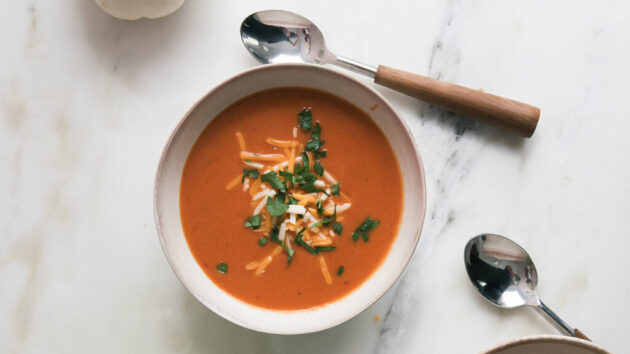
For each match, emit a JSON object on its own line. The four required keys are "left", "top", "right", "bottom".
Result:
{"left": 288, "top": 196, "right": 298, "bottom": 205}
{"left": 279, "top": 170, "right": 296, "bottom": 187}
{"left": 305, "top": 139, "right": 321, "bottom": 151}
{"left": 302, "top": 181, "right": 327, "bottom": 194}
{"left": 311, "top": 122, "right": 321, "bottom": 139}
{"left": 310, "top": 216, "right": 335, "bottom": 229}
{"left": 315, "top": 150, "right": 327, "bottom": 159}
{"left": 293, "top": 157, "right": 328, "bottom": 194}
{"left": 242, "top": 168, "right": 259, "bottom": 182}
{"left": 217, "top": 262, "right": 228, "bottom": 274}
{"left": 311, "top": 204, "right": 337, "bottom": 228}
{"left": 295, "top": 228, "right": 336, "bottom": 255}
{"left": 337, "top": 266, "right": 344, "bottom": 276}
{"left": 282, "top": 242, "right": 295, "bottom": 265}
{"left": 313, "top": 161, "right": 324, "bottom": 176}
{"left": 305, "top": 123, "right": 324, "bottom": 152}
{"left": 297, "top": 109, "right": 313, "bottom": 132}
{"left": 333, "top": 222, "right": 343, "bottom": 235}
{"left": 300, "top": 151, "right": 309, "bottom": 169}
{"left": 316, "top": 199, "right": 324, "bottom": 216}
{"left": 266, "top": 196, "right": 288, "bottom": 217}
{"left": 258, "top": 237, "right": 268, "bottom": 246}
{"left": 261, "top": 171, "right": 286, "bottom": 192}
{"left": 270, "top": 225, "right": 281, "bottom": 244}
{"left": 331, "top": 183, "right": 340, "bottom": 196}
{"left": 315, "top": 246, "right": 336, "bottom": 253}
{"left": 352, "top": 217, "right": 380, "bottom": 242}
{"left": 244, "top": 214, "right": 262, "bottom": 230}
{"left": 295, "top": 228, "right": 317, "bottom": 254}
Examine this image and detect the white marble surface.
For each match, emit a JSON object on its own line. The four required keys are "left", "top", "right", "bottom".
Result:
{"left": 2, "top": 1, "right": 629, "bottom": 353}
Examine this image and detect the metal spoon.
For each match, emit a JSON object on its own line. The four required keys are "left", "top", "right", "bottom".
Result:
{"left": 240, "top": 10, "right": 541, "bottom": 138}
{"left": 464, "top": 233, "right": 590, "bottom": 341}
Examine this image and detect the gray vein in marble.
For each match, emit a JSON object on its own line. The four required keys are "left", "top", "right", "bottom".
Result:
{"left": 26, "top": 3, "right": 39, "bottom": 49}
{"left": 419, "top": 0, "right": 479, "bottom": 140}
{"left": 5, "top": 231, "right": 42, "bottom": 353}
{"left": 376, "top": 2, "right": 489, "bottom": 351}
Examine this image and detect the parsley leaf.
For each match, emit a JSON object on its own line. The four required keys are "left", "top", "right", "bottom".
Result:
{"left": 242, "top": 169, "right": 259, "bottom": 183}
{"left": 311, "top": 122, "right": 321, "bottom": 139}
{"left": 305, "top": 139, "right": 321, "bottom": 152}
{"left": 279, "top": 170, "right": 296, "bottom": 187}
{"left": 217, "top": 262, "right": 228, "bottom": 274}
{"left": 300, "top": 151, "right": 309, "bottom": 169}
{"left": 315, "top": 246, "right": 336, "bottom": 253}
{"left": 333, "top": 222, "right": 343, "bottom": 235}
{"left": 352, "top": 217, "right": 380, "bottom": 242}
{"left": 297, "top": 109, "right": 313, "bottom": 132}
{"left": 331, "top": 183, "right": 340, "bottom": 196}
{"left": 313, "top": 161, "right": 324, "bottom": 176}
{"left": 316, "top": 199, "right": 324, "bottom": 216}
{"left": 244, "top": 214, "right": 262, "bottom": 230}
{"left": 266, "top": 196, "right": 288, "bottom": 217}
{"left": 296, "top": 228, "right": 317, "bottom": 254}
{"left": 282, "top": 243, "right": 295, "bottom": 265}
{"left": 315, "top": 150, "right": 327, "bottom": 159}
{"left": 337, "top": 266, "right": 344, "bottom": 276}
{"left": 258, "top": 237, "right": 268, "bottom": 246}
{"left": 295, "top": 228, "right": 334, "bottom": 255}
{"left": 270, "top": 225, "right": 281, "bottom": 244}
{"left": 310, "top": 216, "right": 335, "bottom": 229}
{"left": 305, "top": 123, "right": 324, "bottom": 152}
{"left": 302, "top": 183, "right": 327, "bottom": 194}
{"left": 288, "top": 196, "right": 299, "bottom": 205}
{"left": 293, "top": 159, "right": 327, "bottom": 194}
{"left": 261, "top": 171, "right": 286, "bottom": 192}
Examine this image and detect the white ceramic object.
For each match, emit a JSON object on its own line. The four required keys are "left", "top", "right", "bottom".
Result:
{"left": 482, "top": 335, "right": 611, "bottom": 354}
{"left": 94, "top": 0, "right": 185, "bottom": 20}
{"left": 154, "top": 64, "right": 426, "bottom": 334}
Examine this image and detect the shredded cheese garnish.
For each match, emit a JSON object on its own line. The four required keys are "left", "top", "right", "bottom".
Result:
{"left": 319, "top": 254, "right": 332, "bottom": 284}
{"left": 323, "top": 171, "right": 337, "bottom": 184}
{"left": 243, "top": 160, "right": 264, "bottom": 169}
{"left": 236, "top": 131, "right": 246, "bottom": 151}
{"left": 240, "top": 151, "right": 287, "bottom": 162}
{"left": 225, "top": 174, "right": 241, "bottom": 191}
{"left": 287, "top": 204, "right": 306, "bottom": 215}
{"left": 242, "top": 177, "right": 250, "bottom": 191}
{"left": 266, "top": 138, "right": 299, "bottom": 148}
{"left": 228, "top": 114, "right": 356, "bottom": 285}
{"left": 288, "top": 146, "right": 296, "bottom": 173}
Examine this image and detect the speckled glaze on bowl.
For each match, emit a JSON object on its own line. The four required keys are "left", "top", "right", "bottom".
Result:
{"left": 482, "top": 335, "right": 611, "bottom": 354}
{"left": 154, "top": 64, "right": 426, "bottom": 334}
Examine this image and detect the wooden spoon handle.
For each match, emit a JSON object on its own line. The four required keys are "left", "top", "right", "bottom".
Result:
{"left": 374, "top": 65, "right": 541, "bottom": 138}
{"left": 574, "top": 328, "right": 591, "bottom": 341}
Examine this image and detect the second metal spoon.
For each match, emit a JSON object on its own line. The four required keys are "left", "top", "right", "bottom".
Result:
{"left": 464, "top": 233, "right": 590, "bottom": 341}
{"left": 241, "top": 10, "right": 540, "bottom": 138}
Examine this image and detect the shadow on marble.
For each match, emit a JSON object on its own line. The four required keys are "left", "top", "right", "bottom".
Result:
{"left": 375, "top": 86, "right": 528, "bottom": 152}
{"left": 74, "top": 0, "right": 195, "bottom": 75}
{"left": 421, "top": 104, "right": 527, "bottom": 152}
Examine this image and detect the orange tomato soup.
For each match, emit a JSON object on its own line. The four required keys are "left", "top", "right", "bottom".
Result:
{"left": 180, "top": 88, "right": 403, "bottom": 310}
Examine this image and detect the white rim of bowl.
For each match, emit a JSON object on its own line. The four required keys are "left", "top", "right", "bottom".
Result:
{"left": 153, "top": 63, "right": 427, "bottom": 334}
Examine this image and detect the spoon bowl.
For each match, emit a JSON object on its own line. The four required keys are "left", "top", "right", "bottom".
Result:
{"left": 241, "top": 10, "right": 336, "bottom": 66}
{"left": 464, "top": 234, "right": 539, "bottom": 308}
{"left": 464, "top": 234, "right": 590, "bottom": 341}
